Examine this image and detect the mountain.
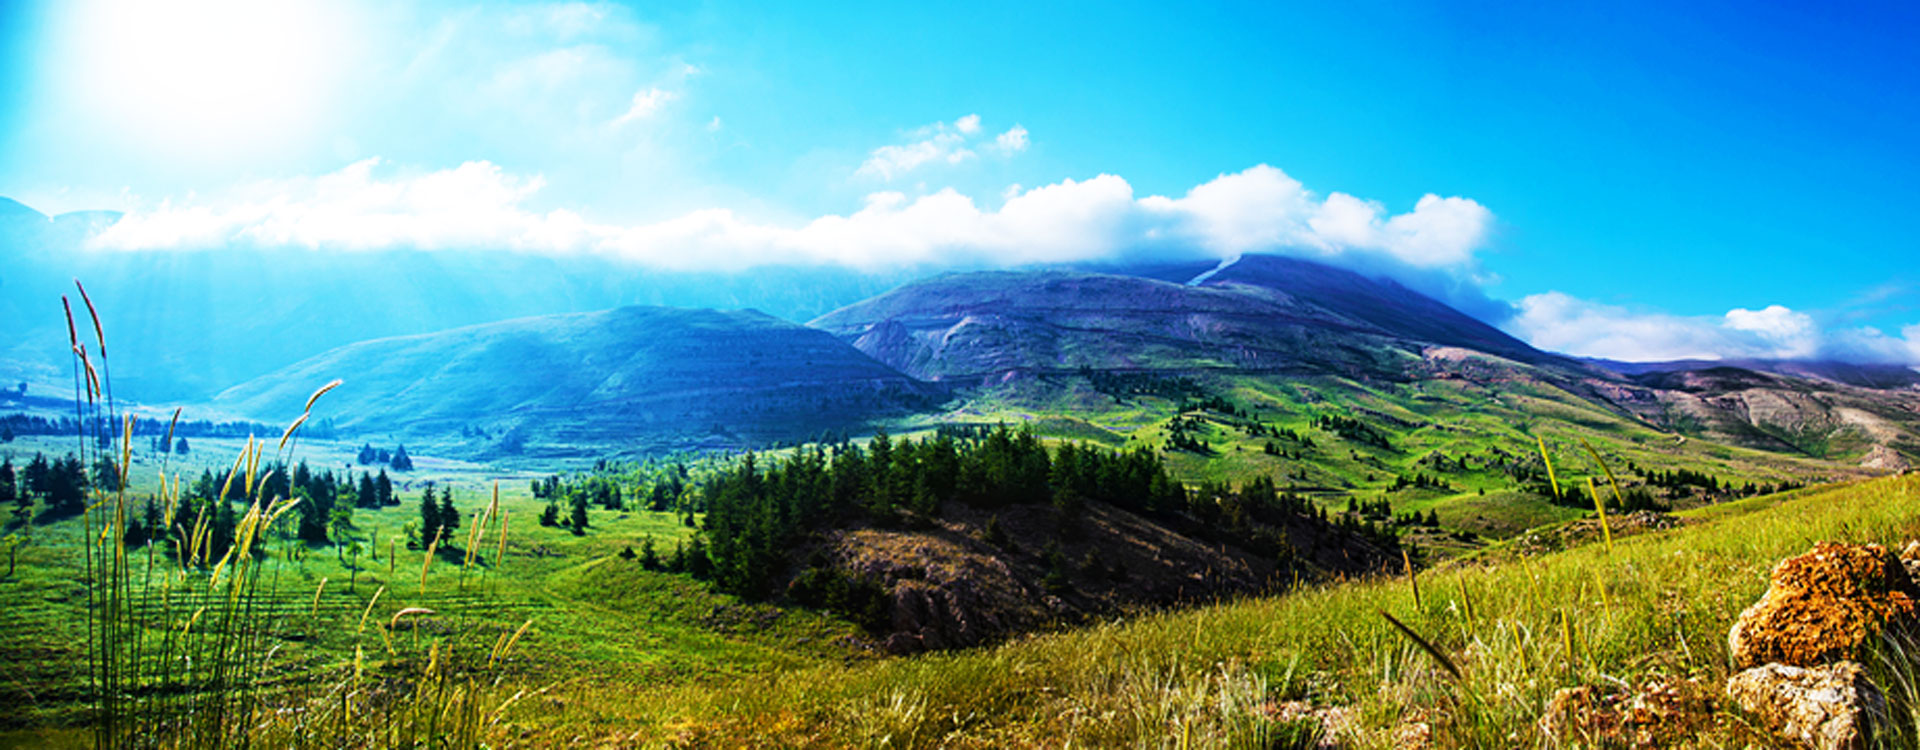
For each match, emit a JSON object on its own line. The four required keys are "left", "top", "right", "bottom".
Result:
{"left": 811, "top": 256, "right": 1920, "bottom": 472}
{"left": 809, "top": 255, "right": 1556, "bottom": 387}
{"left": 1589, "top": 357, "right": 1920, "bottom": 390}
{"left": 1591, "top": 365, "right": 1920, "bottom": 469}
{"left": 1192, "top": 254, "right": 1552, "bottom": 365}
{"left": 0, "top": 197, "right": 921, "bottom": 403}
{"left": 207, "top": 306, "right": 946, "bottom": 457}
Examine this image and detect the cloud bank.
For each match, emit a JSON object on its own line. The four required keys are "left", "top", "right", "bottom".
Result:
{"left": 75, "top": 156, "right": 1918, "bottom": 365}
{"left": 89, "top": 159, "right": 1493, "bottom": 274}
{"left": 1508, "top": 292, "right": 1920, "bottom": 364}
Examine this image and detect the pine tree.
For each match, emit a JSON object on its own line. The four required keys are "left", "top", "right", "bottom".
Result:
{"left": 540, "top": 499, "right": 560, "bottom": 527}
{"left": 438, "top": 491, "right": 460, "bottom": 543}
{"left": 0, "top": 459, "right": 14, "bottom": 519}
{"left": 419, "top": 483, "right": 441, "bottom": 546}
{"left": 568, "top": 492, "right": 589, "bottom": 534}
{"left": 638, "top": 535, "right": 660, "bottom": 570}
{"left": 174, "top": 437, "right": 189, "bottom": 455}
{"left": 376, "top": 470, "right": 394, "bottom": 506}
{"left": 390, "top": 445, "right": 414, "bottom": 472}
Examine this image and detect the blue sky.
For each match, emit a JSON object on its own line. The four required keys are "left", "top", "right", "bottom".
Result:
{"left": 2, "top": 0, "right": 1917, "bottom": 362}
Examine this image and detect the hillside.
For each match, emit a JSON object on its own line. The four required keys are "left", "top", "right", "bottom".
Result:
{"left": 206, "top": 306, "right": 947, "bottom": 456}
{"left": 613, "top": 473, "right": 1920, "bottom": 748}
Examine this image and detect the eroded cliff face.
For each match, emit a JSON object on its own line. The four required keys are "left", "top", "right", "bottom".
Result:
{"left": 1605, "top": 367, "right": 1920, "bottom": 467}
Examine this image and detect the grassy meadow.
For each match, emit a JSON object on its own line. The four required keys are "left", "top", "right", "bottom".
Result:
{"left": 0, "top": 359, "right": 1898, "bottom": 748}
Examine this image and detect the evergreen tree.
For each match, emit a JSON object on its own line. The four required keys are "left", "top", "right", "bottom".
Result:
{"left": 419, "top": 483, "right": 441, "bottom": 546}
{"left": 0, "top": 459, "right": 14, "bottom": 518}
{"left": 438, "top": 491, "right": 460, "bottom": 542}
{"left": 357, "top": 472, "right": 378, "bottom": 509}
{"left": 44, "top": 454, "right": 87, "bottom": 517}
{"left": 568, "top": 491, "right": 589, "bottom": 534}
{"left": 390, "top": 445, "right": 414, "bottom": 472}
{"left": 540, "top": 499, "right": 560, "bottom": 527}
{"left": 376, "top": 470, "right": 394, "bottom": 506}
{"left": 638, "top": 535, "right": 660, "bottom": 570}
{"left": 174, "top": 437, "right": 189, "bottom": 455}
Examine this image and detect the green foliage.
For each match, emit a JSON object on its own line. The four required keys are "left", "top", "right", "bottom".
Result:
{"left": 787, "top": 565, "right": 891, "bottom": 632}
{"left": 698, "top": 426, "right": 1185, "bottom": 599}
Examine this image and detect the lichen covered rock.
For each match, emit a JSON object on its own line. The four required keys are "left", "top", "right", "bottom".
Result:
{"left": 1725, "top": 662, "right": 1886, "bottom": 750}
{"left": 1727, "top": 542, "right": 1920, "bottom": 669}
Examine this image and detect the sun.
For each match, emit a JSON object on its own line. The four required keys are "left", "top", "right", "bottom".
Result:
{"left": 51, "top": 0, "right": 354, "bottom": 162}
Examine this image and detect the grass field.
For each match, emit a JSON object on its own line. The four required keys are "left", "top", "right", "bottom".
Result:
{"left": 0, "top": 362, "right": 1898, "bottom": 747}
{"left": 0, "top": 433, "right": 871, "bottom": 744}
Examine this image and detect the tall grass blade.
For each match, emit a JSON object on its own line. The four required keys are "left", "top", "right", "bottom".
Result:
{"left": 1380, "top": 609, "right": 1461, "bottom": 680}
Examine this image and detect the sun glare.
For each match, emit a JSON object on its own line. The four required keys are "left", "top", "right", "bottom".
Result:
{"left": 54, "top": 0, "right": 351, "bottom": 161}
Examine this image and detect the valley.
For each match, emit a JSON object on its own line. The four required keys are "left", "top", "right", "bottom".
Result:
{"left": 2, "top": 254, "right": 1917, "bottom": 748}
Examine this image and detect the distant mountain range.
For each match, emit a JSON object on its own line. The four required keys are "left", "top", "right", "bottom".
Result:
{"left": 4, "top": 195, "right": 1918, "bottom": 468}
{"left": 0, "top": 197, "right": 918, "bottom": 402}
{"left": 206, "top": 306, "right": 944, "bottom": 457}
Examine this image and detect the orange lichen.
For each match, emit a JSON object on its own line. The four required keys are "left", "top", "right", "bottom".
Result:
{"left": 1729, "top": 542, "right": 1920, "bottom": 669}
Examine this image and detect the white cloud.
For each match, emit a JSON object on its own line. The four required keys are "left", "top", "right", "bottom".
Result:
{"left": 706, "top": 115, "right": 723, "bottom": 132}
{"left": 856, "top": 114, "right": 1026, "bottom": 181}
{"left": 1142, "top": 165, "right": 1491, "bottom": 267}
{"left": 993, "top": 125, "right": 1029, "bottom": 154}
{"left": 1505, "top": 292, "right": 1920, "bottom": 363}
{"left": 855, "top": 134, "right": 975, "bottom": 181}
{"left": 611, "top": 87, "right": 677, "bottom": 126}
{"left": 89, "top": 160, "right": 1497, "bottom": 275}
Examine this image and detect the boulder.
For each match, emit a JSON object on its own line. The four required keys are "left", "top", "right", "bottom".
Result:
{"left": 1725, "top": 662, "right": 1886, "bottom": 750}
{"left": 1727, "top": 542, "right": 1920, "bottom": 669}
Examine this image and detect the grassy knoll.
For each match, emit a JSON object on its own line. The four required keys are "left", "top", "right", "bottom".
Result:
{"left": 575, "top": 473, "right": 1920, "bottom": 747}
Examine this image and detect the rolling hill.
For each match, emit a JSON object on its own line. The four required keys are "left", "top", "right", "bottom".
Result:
{"left": 206, "top": 306, "right": 947, "bottom": 457}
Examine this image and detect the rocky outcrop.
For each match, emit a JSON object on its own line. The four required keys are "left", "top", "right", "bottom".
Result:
{"left": 1727, "top": 542, "right": 1920, "bottom": 669}
{"left": 1539, "top": 678, "right": 1715, "bottom": 747}
{"left": 1725, "top": 662, "right": 1886, "bottom": 750}
{"left": 1861, "top": 444, "right": 1912, "bottom": 472}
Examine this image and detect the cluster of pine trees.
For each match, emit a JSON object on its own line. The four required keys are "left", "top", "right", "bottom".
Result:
{"left": 1165, "top": 415, "right": 1214, "bottom": 454}
{"left": 697, "top": 426, "right": 1186, "bottom": 598}
{"left": 1312, "top": 414, "right": 1392, "bottom": 450}
{"left": 0, "top": 452, "right": 92, "bottom": 521}
{"left": 1081, "top": 368, "right": 1206, "bottom": 402}
{"left": 416, "top": 482, "right": 461, "bottom": 547}
{"left": 355, "top": 443, "right": 414, "bottom": 471}
{"left": 1389, "top": 473, "right": 1452, "bottom": 492}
